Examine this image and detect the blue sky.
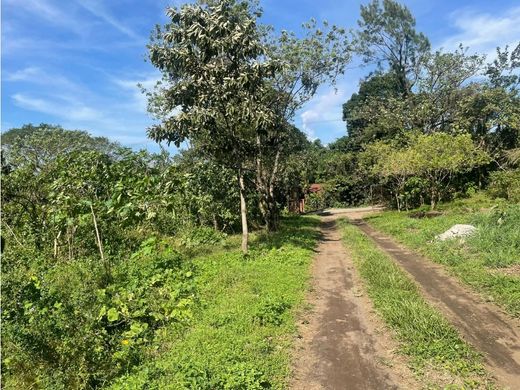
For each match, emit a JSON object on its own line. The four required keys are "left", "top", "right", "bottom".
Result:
{"left": 2, "top": 0, "right": 520, "bottom": 151}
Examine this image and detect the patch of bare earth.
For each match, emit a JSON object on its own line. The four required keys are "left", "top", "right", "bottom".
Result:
{"left": 491, "top": 264, "right": 520, "bottom": 278}
{"left": 291, "top": 213, "right": 419, "bottom": 390}
{"left": 348, "top": 216, "right": 520, "bottom": 390}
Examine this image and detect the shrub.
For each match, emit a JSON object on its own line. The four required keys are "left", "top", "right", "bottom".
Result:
{"left": 488, "top": 169, "right": 520, "bottom": 203}
{"left": 253, "top": 296, "right": 291, "bottom": 326}
{"left": 179, "top": 226, "right": 227, "bottom": 248}
{"left": 1, "top": 238, "right": 196, "bottom": 389}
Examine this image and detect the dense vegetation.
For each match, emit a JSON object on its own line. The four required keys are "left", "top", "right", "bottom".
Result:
{"left": 1, "top": 123, "right": 320, "bottom": 388}
{"left": 298, "top": 0, "right": 520, "bottom": 210}
{"left": 1, "top": 0, "right": 519, "bottom": 388}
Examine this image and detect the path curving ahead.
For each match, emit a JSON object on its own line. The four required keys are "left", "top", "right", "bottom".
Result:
{"left": 291, "top": 210, "right": 416, "bottom": 389}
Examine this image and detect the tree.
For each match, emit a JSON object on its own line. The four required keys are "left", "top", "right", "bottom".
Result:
{"left": 354, "top": 0, "right": 430, "bottom": 96}
{"left": 363, "top": 133, "right": 490, "bottom": 209}
{"left": 146, "top": 0, "right": 278, "bottom": 253}
{"left": 364, "top": 140, "right": 415, "bottom": 210}
{"left": 342, "top": 48, "right": 486, "bottom": 149}
{"left": 456, "top": 44, "right": 520, "bottom": 160}
{"left": 485, "top": 42, "right": 520, "bottom": 93}
{"left": 342, "top": 72, "right": 401, "bottom": 149}
{"left": 406, "top": 133, "right": 490, "bottom": 209}
{"left": 254, "top": 19, "right": 351, "bottom": 230}
{"left": 2, "top": 124, "right": 119, "bottom": 169}
{"left": 415, "top": 47, "right": 484, "bottom": 133}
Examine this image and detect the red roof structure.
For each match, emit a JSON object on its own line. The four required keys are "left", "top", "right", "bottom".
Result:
{"left": 308, "top": 183, "right": 323, "bottom": 193}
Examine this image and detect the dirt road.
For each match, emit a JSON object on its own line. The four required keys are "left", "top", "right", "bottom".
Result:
{"left": 292, "top": 207, "right": 520, "bottom": 389}
{"left": 353, "top": 218, "right": 520, "bottom": 389}
{"left": 291, "top": 209, "right": 417, "bottom": 389}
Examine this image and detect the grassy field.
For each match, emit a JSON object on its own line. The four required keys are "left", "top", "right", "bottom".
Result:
{"left": 365, "top": 194, "right": 520, "bottom": 318}
{"left": 108, "top": 216, "right": 320, "bottom": 389}
{"left": 339, "top": 220, "right": 492, "bottom": 389}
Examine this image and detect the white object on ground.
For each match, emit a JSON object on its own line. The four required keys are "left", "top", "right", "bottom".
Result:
{"left": 435, "top": 224, "right": 477, "bottom": 241}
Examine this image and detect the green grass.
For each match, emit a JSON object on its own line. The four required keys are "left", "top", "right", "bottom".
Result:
{"left": 365, "top": 194, "right": 520, "bottom": 318}
{"left": 339, "top": 219, "right": 492, "bottom": 389}
{"left": 108, "top": 216, "right": 320, "bottom": 389}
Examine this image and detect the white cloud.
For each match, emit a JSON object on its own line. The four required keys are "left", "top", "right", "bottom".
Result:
{"left": 76, "top": 0, "right": 142, "bottom": 41}
{"left": 12, "top": 94, "right": 104, "bottom": 122}
{"left": 298, "top": 82, "right": 355, "bottom": 141}
{"left": 4, "top": 0, "right": 87, "bottom": 35}
{"left": 6, "top": 67, "right": 83, "bottom": 93}
{"left": 439, "top": 6, "right": 520, "bottom": 58}
{"left": 5, "top": 67, "right": 41, "bottom": 81}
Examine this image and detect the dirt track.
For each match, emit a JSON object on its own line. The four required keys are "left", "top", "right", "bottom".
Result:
{"left": 353, "top": 218, "right": 520, "bottom": 389}
{"left": 291, "top": 210, "right": 417, "bottom": 389}
{"left": 292, "top": 207, "right": 520, "bottom": 389}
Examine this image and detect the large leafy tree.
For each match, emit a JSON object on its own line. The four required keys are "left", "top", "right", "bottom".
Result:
{"left": 146, "top": 0, "right": 278, "bottom": 253}
{"left": 2, "top": 123, "right": 119, "bottom": 169}
{"left": 354, "top": 0, "right": 430, "bottom": 96}
{"left": 255, "top": 21, "right": 350, "bottom": 230}
{"left": 342, "top": 72, "right": 401, "bottom": 149}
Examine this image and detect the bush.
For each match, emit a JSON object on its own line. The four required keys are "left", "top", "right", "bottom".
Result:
{"left": 179, "top": 226, "right": 227, "bottom": 248}
{"left": 1, "top": 238, "right": 196, "bottom": 389}
{"left": 253, "top": 296, "right": 291, "bottom": 326}
{"left": 488, "top": 169, "right": 520, "bottom": 202}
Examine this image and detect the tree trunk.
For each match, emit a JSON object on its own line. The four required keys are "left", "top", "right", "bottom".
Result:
{"left": 430, "top": 189, "right": 437, "bottom": 210}
{"left": 90, "top": 203, "right": 110, "bottom": 277}
{"left": 264, "top": 149, "right": 281, "bottom": 232}
{"left": 238, "top": 167, "right": 248, "bottom": 254}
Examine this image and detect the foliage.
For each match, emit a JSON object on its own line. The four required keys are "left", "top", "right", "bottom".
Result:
{"left": 342, "top": 72, "right": 401, "bottom": 149}
{"left": 2, "top": 123, "right": 119, "bottom": 169}
{"left": 256, "top": 19, "right": 350, "bottom": 231}
{"left": 363, "top": 133, "right": 490, "bottom": 209}
{"left": 354, "top": 0, "right": 430, "bottom": 95}
{"left": 146, "top": 0, "right": 282, "bottom": 252}
{"left": 107, "top": 216, "right": 320, "bottom": 389}
{"left": 488, "top": 169, "right": 520, "bottom": 202}
{"left": 334, "top": 2, "right": 518, "bottom": 211}
{"left": 145, "top": 0, "right": 352, "bottom": 239}
{"left": 1, "top": 239, "right": 196, "bottom": 389}
{"left": 408, "top": 133, "right": 490, "bottom": 208}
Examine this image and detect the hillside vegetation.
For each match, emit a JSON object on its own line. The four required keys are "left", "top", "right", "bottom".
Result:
{"left": 2, "top": 0, "right": 519, "bottom": 388}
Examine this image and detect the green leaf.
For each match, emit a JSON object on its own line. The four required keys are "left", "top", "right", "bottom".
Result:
{"left": 98, "top": 305, "right": 107, "bottom": 320}
{"left": 107, "top": 308, "right": 119, "bottom": 322}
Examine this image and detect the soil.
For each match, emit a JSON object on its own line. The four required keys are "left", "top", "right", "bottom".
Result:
{"left": 351, "top": 218, "right": 520, "bottom": 389}
{"left": 491, "top": 264, "right": 520, "bottom": 278}
{"left": 291, "top": 209, "right": 418, "bottom": 390}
